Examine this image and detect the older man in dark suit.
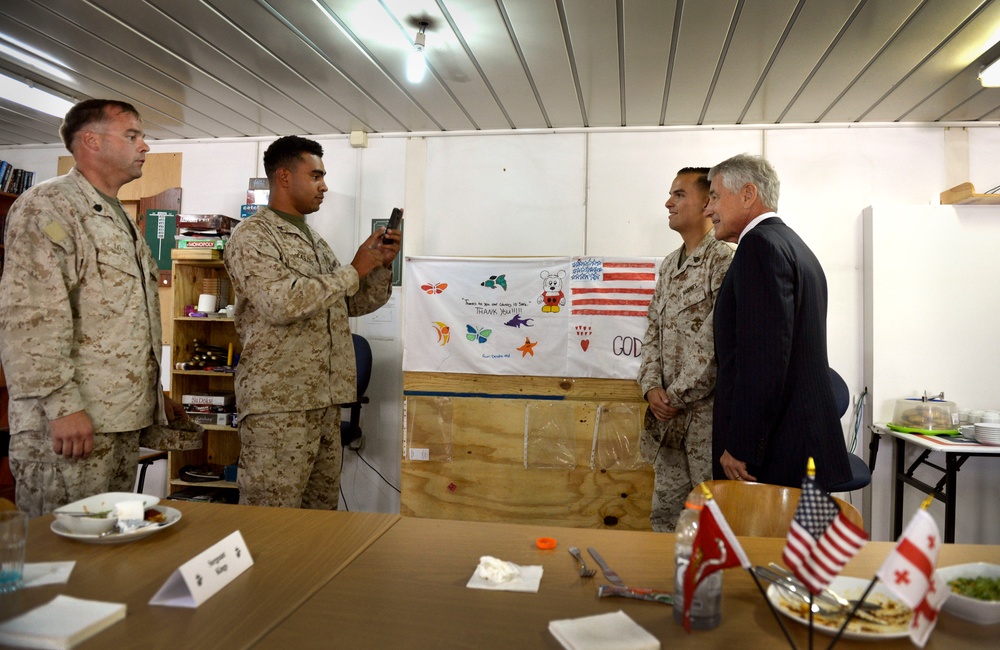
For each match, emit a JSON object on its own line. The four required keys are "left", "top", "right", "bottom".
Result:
{"left": 706, "top": 153, "right": 850, "bottom": 489}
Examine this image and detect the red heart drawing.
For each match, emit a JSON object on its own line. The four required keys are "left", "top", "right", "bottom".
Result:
{"left": 581, "top": 339, "right": 590, "bottom": 351}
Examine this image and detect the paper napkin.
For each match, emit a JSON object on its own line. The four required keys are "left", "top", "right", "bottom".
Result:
{"left": 0, "top": 595, "right": 126, "bottom": 649}
{"left": 21, "top": 562, "right": 75, "bottom": 588}
{"left": 549, "top": 610, "right": 660, "bottom": 650}
{"left": 466, "top": 556, "right": 543, "bottom": 593}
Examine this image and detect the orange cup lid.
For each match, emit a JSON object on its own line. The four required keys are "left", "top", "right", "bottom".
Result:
{"left": 536, "top": 537, "right": 557, "bottom": 549}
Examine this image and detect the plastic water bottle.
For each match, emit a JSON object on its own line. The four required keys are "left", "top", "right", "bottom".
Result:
{"left": 672, "top": 494, "right": 722, "bottom": 629}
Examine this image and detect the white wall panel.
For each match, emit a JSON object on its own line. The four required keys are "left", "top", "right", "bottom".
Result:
{"left": 424, "top": 134, "right": 587, "bottom": 256}
{"left": 864, "top": 205, "right": 1000, "bottom": 544}
{"left": 968, "top": 128, "right": 1000, "bottom": 195}
{"left": 586, "top": 130, "right": 762, "bottom": 256}
{"left": 170, "top": 141, "right": 260, "bottom": 217}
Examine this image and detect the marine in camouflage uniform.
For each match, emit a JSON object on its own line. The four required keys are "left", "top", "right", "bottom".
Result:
{"left": 637, "top": 169, "right": 733, "bottom": 532}
{"left": 224, "top": 136, "right": 398, "bottom": 509}
{"left": 0, "top": 101, "right": 169, "bottom": 516}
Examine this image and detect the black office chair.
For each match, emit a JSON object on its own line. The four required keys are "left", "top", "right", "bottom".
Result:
{"left": 827, "top": 367, "right": 872, "bottom": 492}
{"left": 340, "top": 334, "right": 372, "bottom": 447}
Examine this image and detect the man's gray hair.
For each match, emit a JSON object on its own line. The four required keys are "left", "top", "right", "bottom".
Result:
{"left": 708, "top": 154, "right": 780, "bottom": 212}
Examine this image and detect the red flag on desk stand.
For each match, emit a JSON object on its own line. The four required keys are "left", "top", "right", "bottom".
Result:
{"left": 682, "top": 488, "right": 751, "bottom": 632}
{"left": 875, "top": 499, "right": 949, "bottom": 648}
{"left": 782, "top": 458, "right": 868, "bottom": 594}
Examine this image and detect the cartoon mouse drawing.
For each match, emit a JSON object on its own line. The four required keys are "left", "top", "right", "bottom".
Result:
{"left": 537, "top": 269, "right": 567, "bottom": 313}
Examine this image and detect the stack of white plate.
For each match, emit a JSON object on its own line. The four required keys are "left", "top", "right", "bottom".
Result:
{"left": 974, "top": 422, "right": 1000, "bottom": 446}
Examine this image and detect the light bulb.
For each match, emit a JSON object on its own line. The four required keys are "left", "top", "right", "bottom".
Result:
{"left": 407, "top": 42, "right": 425, "bottom": 83}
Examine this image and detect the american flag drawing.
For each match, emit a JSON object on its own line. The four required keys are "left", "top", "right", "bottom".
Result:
{"left": 569, "top": 257, "right": 657, "bottom": 318}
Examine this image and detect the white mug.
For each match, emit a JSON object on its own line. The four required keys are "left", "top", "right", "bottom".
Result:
{"left": 197, "top": 293, "right": 217, "bottom": 313}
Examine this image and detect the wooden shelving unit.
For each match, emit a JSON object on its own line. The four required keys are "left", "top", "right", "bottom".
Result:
{"left": 168, "top": 259, "right": 241, "bottom": 496}
{"left": 940, "top": 182, "right": 1000, "bottom": 205}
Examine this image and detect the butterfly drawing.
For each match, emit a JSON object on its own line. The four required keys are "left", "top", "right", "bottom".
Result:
{"left": 421, "top": 282, "right": 448, "bottom": 294}
{"left": 465, "top": 325, "right": 492, "bottom": 343}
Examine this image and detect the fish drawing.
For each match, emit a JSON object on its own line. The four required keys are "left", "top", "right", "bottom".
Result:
{"left": 480, "top": 274, "right": 507, "bottom": 291}
{"left": 504, "top": 314, "right": 534, "bottom": 328}
{"left": 432, "top": 322, "right": 450, "bottom": 345}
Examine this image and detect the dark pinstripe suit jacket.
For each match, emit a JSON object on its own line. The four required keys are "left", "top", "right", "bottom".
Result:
{"left": 711, "top": 217, "right": 851, "bottom": 489}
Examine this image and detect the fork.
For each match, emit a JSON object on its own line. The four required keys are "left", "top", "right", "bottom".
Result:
{"left": 766, "top": 563, "right": 880, "bottom": 611}
{"left": 568, "top": 547, "right": 596, "bottom": 577}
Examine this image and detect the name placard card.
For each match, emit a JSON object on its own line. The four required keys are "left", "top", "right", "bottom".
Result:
{"left": 150, "top": 531, "right": 254, "bottom": 608}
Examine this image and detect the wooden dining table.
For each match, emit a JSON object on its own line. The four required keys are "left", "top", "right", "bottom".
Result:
{"left": 0, "top": 502, "right": 399, "bottom": 649}
{"left": 1, "top": 503, "right": 998, "bottom": 649}
{"left": 256, "top": 516, "right": 1000, "bottom": 650}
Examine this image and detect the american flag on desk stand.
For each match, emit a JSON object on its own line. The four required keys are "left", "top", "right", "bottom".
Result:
{"left": 569, "top": 258, "right": 657, "bottom": 318}
{"left": 782, "top": 458, "right": 868, "bottom": 594}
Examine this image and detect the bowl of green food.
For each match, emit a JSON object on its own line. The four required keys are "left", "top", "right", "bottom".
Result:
{"left": 937, "top": 562, "right": 1000, "bottom": 625}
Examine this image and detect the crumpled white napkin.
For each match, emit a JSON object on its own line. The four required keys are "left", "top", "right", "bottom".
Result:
{"left": 549, "top": 610, "right": 660, "bottom": 650}
{"left": 21, "top": 562, "right": 75, "bottom": 588}
{"left": 466, "top": 556, "right": 543, "bottom": 593}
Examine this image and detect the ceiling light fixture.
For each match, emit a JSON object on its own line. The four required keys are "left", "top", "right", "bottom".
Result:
{"left": 407, "top": 21, "right": 428, "bottom": 83}
{"left": 0, "top": 72, "right": 74, "bottom": 117}
{"left": 980, "top": 56, "right": 1000, "bottom": 87}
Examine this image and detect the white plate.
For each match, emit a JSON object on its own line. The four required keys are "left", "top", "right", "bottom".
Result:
{"left": 767, "top": 576, "right": 911, "bottom": 640}
{"left": 53, "top": 491, "right": 159, "bottom": 515}
{"left": 50, "top": 505, "right": 181, "bottom": 544}
{"left": 937, "top": 562, "right": 1000, "bottom": 625}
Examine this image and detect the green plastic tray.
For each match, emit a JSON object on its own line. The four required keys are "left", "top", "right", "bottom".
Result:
{"left": 886, "top": 422, "right": 959, "bottom": 436}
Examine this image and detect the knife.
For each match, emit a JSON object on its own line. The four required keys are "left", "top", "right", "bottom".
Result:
{"left": 587, "top": 547, "right": 625, "bottom": 587}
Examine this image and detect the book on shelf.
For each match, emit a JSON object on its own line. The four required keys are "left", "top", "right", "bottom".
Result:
{"left": 185, "top": 411, "right": 238, "bottom": 427}
{"left": 171, "top": 248, "right": 221, "bottom": 260}
{"left": 0, "top": 595, "right": 126, "bottom": 649}
{"left": 184, "top": 403, "right": 234, "bottom": 413}
{"left": 1, "top": 164, "right": 14, "bottom": 193}
{"left": 176, "top": 236, "right": 227, "bottom": 250}
{"left": 181, "top": 392, "right": 236, "bottom": 407}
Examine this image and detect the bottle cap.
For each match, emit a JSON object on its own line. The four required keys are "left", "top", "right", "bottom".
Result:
{"left": 535, "top": 537, "right": 557, "bottom": 549}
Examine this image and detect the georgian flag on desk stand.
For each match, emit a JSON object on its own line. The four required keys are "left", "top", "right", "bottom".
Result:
{"left": 875, "top": 499, "right": 950, "bottom": 648}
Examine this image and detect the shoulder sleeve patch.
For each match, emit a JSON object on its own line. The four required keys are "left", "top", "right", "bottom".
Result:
{"left": 41, "top": 222, "right": 69, "bottom": 243}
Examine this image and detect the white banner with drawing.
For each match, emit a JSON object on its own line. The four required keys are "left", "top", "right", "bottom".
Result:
{"left": 402, "top": 256, "right": 662, "bottom": 379}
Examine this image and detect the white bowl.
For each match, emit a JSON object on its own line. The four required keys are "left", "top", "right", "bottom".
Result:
{"left": 53, "top": 492, "right": 159, "bottom": 536}
{"left": 937, "top": 562, "right": 1000, "bottom": 625}
{"left": 53, "top": 510, "right": 118, "bottom": 535}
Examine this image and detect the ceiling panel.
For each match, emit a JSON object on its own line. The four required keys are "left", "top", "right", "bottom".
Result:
{"left": 824, "top": 0, "right": 989, "bottom": 121}
{"left": 663, "top": 0, "right": 740, "bottom": 125}
{"left": 778, "top": 0, "right": 926, "bottom": 123}
{"left": 701, "top": 0, "right": 802, "bottom": 125}
{"left": 0, "top": 0, "right": 996, "bottom": 146}
{"left": 621, "top": 0, "right": 676, "bottom": 126}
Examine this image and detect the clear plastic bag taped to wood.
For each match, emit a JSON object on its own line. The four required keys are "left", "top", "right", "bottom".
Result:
{"left": 591, "top": 403, "right": 643, "bottom": 470}
{"left": 523, "top": 401, "right": 576, "bottom": 468}
{"left": 403, "top": 396, "right": 454, "bottom": 462}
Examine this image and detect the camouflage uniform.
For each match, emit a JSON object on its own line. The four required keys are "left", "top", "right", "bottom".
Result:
{"left": 224, "top": 207, "right": 391, "bottom": 509}
{"left": 637, "top": 231, "right": 732, "bottom": 531}
{"left": 0, "top": 168, "right": 164, "bottom": 516}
